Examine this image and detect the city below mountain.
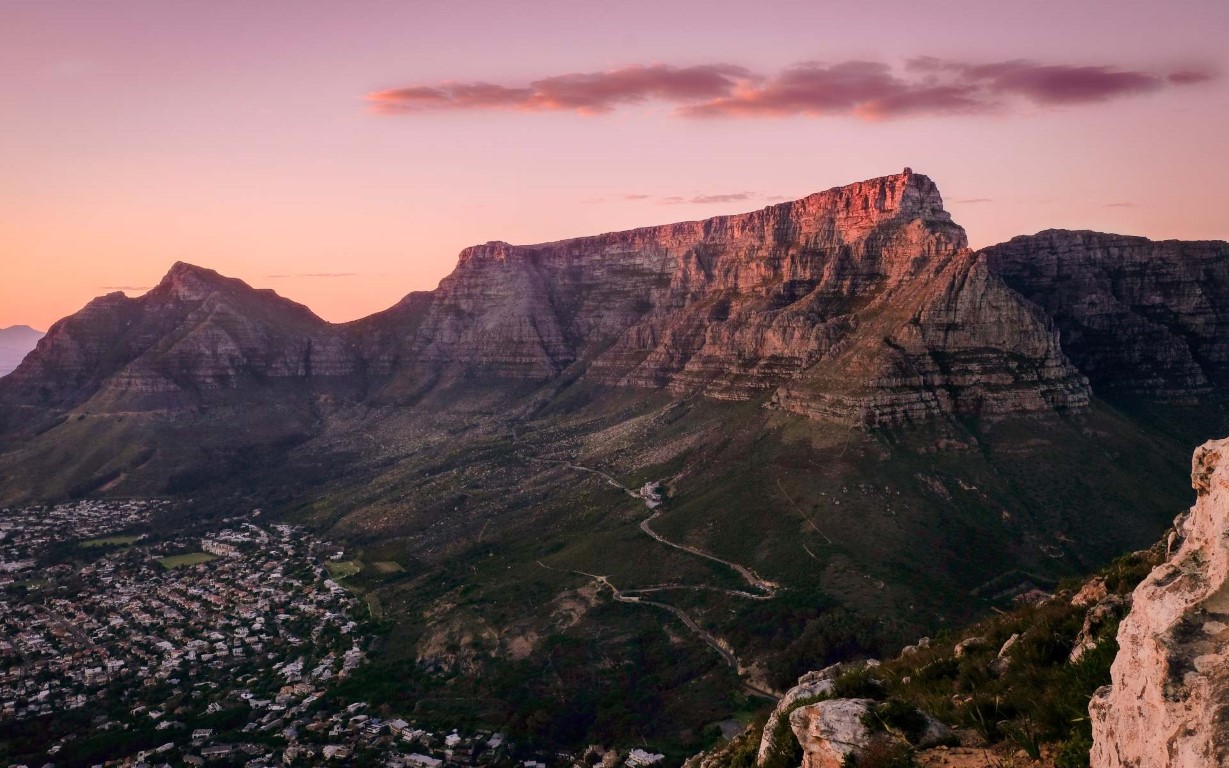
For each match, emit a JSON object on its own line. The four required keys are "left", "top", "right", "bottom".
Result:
{"left": 4, "top": 169, "right": 1229, "bottom": 767}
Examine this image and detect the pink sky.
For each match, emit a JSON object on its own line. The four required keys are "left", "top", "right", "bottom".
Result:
{"left": 3, "top": 0, "right": 1227, "bottom": 330}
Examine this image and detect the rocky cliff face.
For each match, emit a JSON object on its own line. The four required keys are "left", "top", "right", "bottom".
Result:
{"left": 9, "top": 171, "right": 1229, "bottom": 428}
{"left": 984, "top": 231, "right": 1229, "bottom": 401}
{"left": 1, "top": 263, "right": 360, "bottom": 410}
{"left": 1090, "top": 436, "right": 1229, "bottom": 767}
{"left": 366, "top": 169, "right": 1090, "bottom": 424}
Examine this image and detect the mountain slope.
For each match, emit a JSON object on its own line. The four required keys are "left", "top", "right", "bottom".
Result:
{"left": 0, "top": 325, "right": 44, "bottom": 378}
{"left": 984, "top": 230, "right": 1229, "bottom": 401}
{"left": 0, "top": 263, "right": 361, "bottom": 413}
{"left": 1, "top": 170, "right": 1228, "bottom": 754}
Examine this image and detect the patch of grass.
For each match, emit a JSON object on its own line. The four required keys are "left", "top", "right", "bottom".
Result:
{"left": 326, "top": 560, "right": 362, "bottom": 579}
{"left": 80, "top": 535, "right": 140, "bottom": 547}
{"left": 156, "top": 552, "right": 217, "bottom": 569}
{"left": 371, "top": 561, "right": 404, "bottom": 574}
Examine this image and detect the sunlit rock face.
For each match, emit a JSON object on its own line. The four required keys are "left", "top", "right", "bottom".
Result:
{"left": 1090, "top": 437, "right": 1229, "bottom": 768}
{"left": 27, "top": 170, "right": 1229, "bottom": 426}
{"left": 384, "top": 169, "right": 1090, "bottom": 424}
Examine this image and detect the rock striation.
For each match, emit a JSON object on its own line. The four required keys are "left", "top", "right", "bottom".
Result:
{"left": 0, "top": 263, "right": 361, "bottom": 410}
{"left": 984, "top": 231, "right": 1229, "bottom": 401}
{"left": 382, "top": 169, "right": 1089, "bottom": 424}
{"left": 1090, "top": 436, "right": 1229, "bottom": 767}
{"left": 8, "top": 170, "right": 1229, "bottom": 428}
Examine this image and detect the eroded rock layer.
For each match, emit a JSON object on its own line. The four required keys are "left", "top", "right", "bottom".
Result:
{"left": 1090, "top": 436, "right": 1229, "bottom": 767}
{"left": 12, "top": 170, "right": 1229, "bottom": 427}
{"left": 984, "top": 231, "right": 1229, "bottom": 401}
{"left": 358, "top": 170, "right": 1090, "bottom": 424}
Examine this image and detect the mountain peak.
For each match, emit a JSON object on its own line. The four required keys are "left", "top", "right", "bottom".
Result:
{"left": 154, "top": 261, "right": 246, "bottom": 302}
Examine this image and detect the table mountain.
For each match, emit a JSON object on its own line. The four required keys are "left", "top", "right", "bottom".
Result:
{"left": 1, "top": 169, "right": 1094, "bottom": 426}
{"left": 1, "top": 169, "right": 1227, "bottom": 753}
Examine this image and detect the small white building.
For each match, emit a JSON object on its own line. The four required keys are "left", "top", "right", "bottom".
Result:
{"left": 405, "top": 753, "right": 443, "bottom": 768}
{"left": 626, "top": 749, "right": 665, "bottom": 768}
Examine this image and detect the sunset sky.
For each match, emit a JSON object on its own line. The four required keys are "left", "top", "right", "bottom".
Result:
{"left": 3, "top": 0, "right": 1227, "bottom": 330}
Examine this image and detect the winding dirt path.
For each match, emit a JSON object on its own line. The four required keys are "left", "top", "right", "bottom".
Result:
{"left": 523, "top": 454, "right": 777, "bottom": 597}
{"left": 523, "top": 450, "right": 781, "bottom": 700}
{"left": 536, "top": 561, "right": 778, "bottom": 701}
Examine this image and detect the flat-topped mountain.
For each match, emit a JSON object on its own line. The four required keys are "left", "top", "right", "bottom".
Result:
{"left": 2, "top": 170, "right": 1094, "bottom": 426}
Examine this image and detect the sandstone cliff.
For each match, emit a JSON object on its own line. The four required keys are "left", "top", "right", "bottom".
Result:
{"left": 379, "top": 169, "right": 1089, "bottom": 424}
{"left": 1090, "top": 436, "right": 1229, "bottom": 767}
{"left": 984, "top": 231, "right": 1229, "bottom": 401}
{"left": 9, "top": 171, "right": 1229, "bottom": 429}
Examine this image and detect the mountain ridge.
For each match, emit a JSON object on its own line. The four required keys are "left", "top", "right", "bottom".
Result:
{"left": 0, "top": 169, "right": 1100, "bottom": 426}
{"left": 2, "top": 169, "right": 1228, "bottom": 754}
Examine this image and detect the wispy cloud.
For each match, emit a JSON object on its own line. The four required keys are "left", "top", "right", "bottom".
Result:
{"left": 368, "top": 64, "right": 751, "bottom": 116}
{"left": 952, "top": 197, "right": 993, "bottom": 204}
{"left": 1105, "top": 202, "right": 1135, "bottom": 208}
{"left": 367, "top": 58, "right": 1215, "bottom": 121}
{"left": 600, "top": 191, "right": 769, "bottom": 205}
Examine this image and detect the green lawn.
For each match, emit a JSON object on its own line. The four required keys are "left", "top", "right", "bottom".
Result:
{"left": 81, "top": 535, "right": 140, "bottom": 547}
{"left": 371, "top": 561, "right": 404, "bottom": 574}
{"left": 156, "top": 552, "right": 217, "bottom": 569}
{"left": 326, "top": 560, "right": 362, "bottom": 579}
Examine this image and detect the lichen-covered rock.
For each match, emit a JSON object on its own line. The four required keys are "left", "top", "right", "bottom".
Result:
{"left": 789, "top": 698, "right": 875, "bottom": 768}
{"left": 1068, "top": 594, "right": 1130, "bottom": 664}
{"left": 1090, "top": 436, "right": 1229, "bottom": 767}
{"left": 756, "top": 664, "right": 843, "bottom": 766}
{"left": 953, "top": 636, "right": 986, "bottom": 658}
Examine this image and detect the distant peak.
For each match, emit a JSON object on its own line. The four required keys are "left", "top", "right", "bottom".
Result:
{"left": 163, "top": 261, "right": 224, "bottom": 281}
{"left": 0, "top": 325, "right": 42, "bottom": 334}
{"left": 154, "top": 261, "right": 242, "bottom": 301}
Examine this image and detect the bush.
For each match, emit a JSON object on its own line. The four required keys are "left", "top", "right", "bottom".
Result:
{"left": 842, "top": 739, "right": 916, "bottom": 768}
{"left": 865, "top": 699, "right": 929, "bottom": 745}
{"left": 833, "top": 666, "right": 886, "bottom": 700}
{"left": 1054, "top": 730, "right": 1094, "bottom": 768}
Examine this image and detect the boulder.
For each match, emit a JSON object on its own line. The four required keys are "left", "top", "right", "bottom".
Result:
{"left": 1090, "top": 437, "right": 1229, "bottom": 767}
{"left": 789, "top": 699, "right": 875, "bottom": 768}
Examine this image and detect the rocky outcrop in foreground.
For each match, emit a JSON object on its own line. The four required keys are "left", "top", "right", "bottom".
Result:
{"left": 1090, "top": 436, "right": 1229, "bottom": 767}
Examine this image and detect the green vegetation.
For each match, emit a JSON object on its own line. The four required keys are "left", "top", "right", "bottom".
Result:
{"left": 155, "top": 551, "right": 217, "bottom": 569}
{"left": 80, "top": 534, "right": 140, "bottom": 547}
{"left": 326, "top": 559, "right": 362, "bottom": 579}
{"left": 840, "top": 547, "right": 1159, "bottom": 767}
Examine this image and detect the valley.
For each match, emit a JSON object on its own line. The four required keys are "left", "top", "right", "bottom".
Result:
{"left": 2, "top": 170, "right": 1228, "bottom": 761}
